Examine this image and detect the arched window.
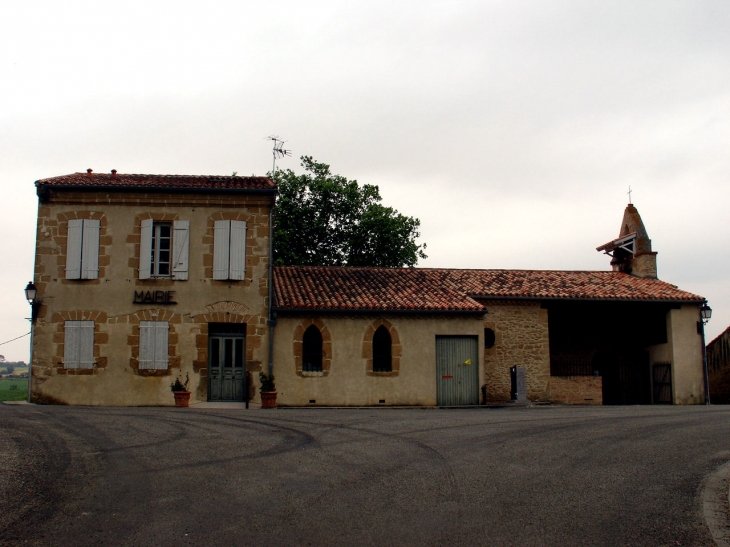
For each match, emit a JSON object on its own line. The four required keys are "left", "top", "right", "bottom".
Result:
{"left": 302, "top": 325, "right": 323, "bottom": 372}
{"left": 372, "top": 326, "right": 392, "bottom": 372}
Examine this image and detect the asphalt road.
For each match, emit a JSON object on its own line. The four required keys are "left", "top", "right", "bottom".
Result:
{"left": 2, "top": 405, "right": 730, "bottom": 547}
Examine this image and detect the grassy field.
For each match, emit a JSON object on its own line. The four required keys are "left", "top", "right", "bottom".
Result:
{"left": 0, "top": 378, "right": 28, "bottom": 402}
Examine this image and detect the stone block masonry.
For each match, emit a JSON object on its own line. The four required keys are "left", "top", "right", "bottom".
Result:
{"left": 483, "top": 302, "right": 550, "bottom": 403}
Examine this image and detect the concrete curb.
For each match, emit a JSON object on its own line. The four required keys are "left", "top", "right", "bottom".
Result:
{"left": 701, "top": 460, "right": 730, "bottom": 546}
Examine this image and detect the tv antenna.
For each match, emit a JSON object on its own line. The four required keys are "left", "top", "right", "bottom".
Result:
{"left": 266, "top": 136, "right": 291, "bottom": 176}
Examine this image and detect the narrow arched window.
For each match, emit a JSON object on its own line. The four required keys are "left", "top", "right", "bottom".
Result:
{"left": 302, "top": 325, "right": 323, "bottom": 372}
{"left": 372, "top": 326, "right": 392, "bottom": 372}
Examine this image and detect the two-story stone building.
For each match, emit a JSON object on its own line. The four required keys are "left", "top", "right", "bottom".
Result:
{"left": 30, "top": 170, "right": 276, "bottom": 405}
{"left": 28, "top": 170, "right": 708, "bottom": 406}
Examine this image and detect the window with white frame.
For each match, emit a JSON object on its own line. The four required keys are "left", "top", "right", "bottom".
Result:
{"left": 213, "top": 220, "right": 247, "bottom": 280}
{"left": 139, "top": 321, "right": 169, "bottom": 370}
{"left": 65, "top": 219, "right": 100, "bottom": 279}
{"left": 139, "top": 219, "right": 189, "bottom": 280}
{"left": 64, "top": 320, "right": 95, "bottom": 369}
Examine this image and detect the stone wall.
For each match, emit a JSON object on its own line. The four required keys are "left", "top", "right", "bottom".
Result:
{"left": 482, "top": 302, "right": 550, "bottom": 402}
{"left": 550, "top": 376, "right": 603, "bottom": 405}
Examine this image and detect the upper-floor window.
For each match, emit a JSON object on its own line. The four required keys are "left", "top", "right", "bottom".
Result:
{"left": 139, "top": 219, "right": 189, "bottom": 280}
{"left": 213, "top": 220, "right": 247, "bottom": 280}
{"left": 66, "top": 219, "right": 100, "bottom": 279}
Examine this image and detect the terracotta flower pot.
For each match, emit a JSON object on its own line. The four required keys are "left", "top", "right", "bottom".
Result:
{"left": 260, "top": 391, "right": 277, "bottom": 409}
{"left": 173, "top": 391, "right": 191, "bottom": 408}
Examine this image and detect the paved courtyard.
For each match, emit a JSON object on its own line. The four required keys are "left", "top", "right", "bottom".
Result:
{"left": 2, "top": 404, "right": 730, "bottom": 546}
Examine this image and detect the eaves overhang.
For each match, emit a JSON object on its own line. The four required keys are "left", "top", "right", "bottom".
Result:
{"left": 272, "top": 307, "right": 486, "bottom": 316}
{"left": 470, "top": 294, "right": 705, "bottom": 305}
{"left": 36, "top": 183, "right": 278, "bottom": 197}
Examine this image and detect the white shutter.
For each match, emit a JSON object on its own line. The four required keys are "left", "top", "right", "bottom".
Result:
{"left": 139, "top": 219, "right": 153, "bottom": 280}
{"left": 213, "top": 220, "right": 230, "bottom": 280}
{"left": 172, "top": 220, "right": 190, "bottom": 281}
{"left": 78, "top": 321, "right": 95, "bottom": 369}
{"left": 65, "top": 219, "right": 83, "bottom": 280}
{"left": 81, "top": 219, "right": 100, "bottom": 279}
{"left": 139, "top": 321, "right": 168, "bottom": 370}
{"left": 139, "top": 321, "right": 154, "bottom": 369}
{"left": 229, "top": 220, "right": 247, "bottom": 280}
{"left": 154, "top": 322, "right": 169, "bottom": 370}
{"left": 63, "top": 321, "right": 81, "bottom": 369}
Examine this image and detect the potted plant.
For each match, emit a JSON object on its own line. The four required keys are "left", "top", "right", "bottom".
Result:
{"left": 170, "top": 373, "right": 191, "bottom": 407}
{"left": 259, "top": 372, "right": 277, "bottom": 409}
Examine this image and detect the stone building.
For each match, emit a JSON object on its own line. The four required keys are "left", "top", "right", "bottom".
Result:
{"left": 271, "top": 265, "right": 705, "bottom": 406}
{"left": 30, "top": 170, "right": 276, "bottom": 405}
{"left": 28, "top": 172, "right": 708, "bottom": 406}
{"left": 708, "top": 326, "right": 730, "bottom": 404}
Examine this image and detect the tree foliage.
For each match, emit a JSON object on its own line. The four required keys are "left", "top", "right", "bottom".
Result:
{"left": 273, "top": 157, "right": 427, "bottom": 267}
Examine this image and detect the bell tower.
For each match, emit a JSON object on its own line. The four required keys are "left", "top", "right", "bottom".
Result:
{"left": 596, "top": 202, "right": 658, "bottom": 279}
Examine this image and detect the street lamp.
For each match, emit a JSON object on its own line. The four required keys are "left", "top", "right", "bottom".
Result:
{"left": 699, "top": 301, "right": 712, "bottom": 405}
{"left": 701, "top": 303, "right": 712, "bottom": 323}
{"left": 24, "top": 281, "right": 37, "bottom": 403}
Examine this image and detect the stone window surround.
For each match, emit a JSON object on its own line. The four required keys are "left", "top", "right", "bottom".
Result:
{"left": 127, "top": 309, "right": 181, "bottom": 377}
{"left": 54, "top": 211, "right": 110, "bottom": 285}
{"left": 293, "top": 319, "right": 332, "bottom": 377}
{"left": 128, "top": 212, "right": 180, "bottom": 285}
{"left": 363, "top": 318, "right": 401, "bottom": 377}
{"left": 51, "top": 311, "right": 109, "bottom": 376}
{"left": 203, "top": 212, "right": 256, "bottom": 286}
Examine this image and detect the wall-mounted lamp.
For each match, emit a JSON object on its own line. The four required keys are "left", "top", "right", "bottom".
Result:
{"left": 699, "top": 301, "right": 712, "bottom": 405}
{"left": 24, "top": 281, "right": 40, "bottom": 322}
{"left": 24, "top": 281, "right": 38, "bottom": 404}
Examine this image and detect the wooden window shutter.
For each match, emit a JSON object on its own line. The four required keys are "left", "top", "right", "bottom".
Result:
{"left": 213, "top": 220, "right": 230, "bottom": 280}
{"left": 78, "top": 321, "right": 95, "bottom": 369}
{"left": 139, "top": 321, "right": 168, "bottom": 370}
{"left": 172, "top": 220, "right": 190, "bottom": 281}
{"left": 65, "top": 219, "right": 83, "bottom": 280}
{"left": 81, "top": 219, "right": 100, "bottom": 279}
{"left": 63, "top": 321, "right": 81, "bottom": 369}
{"left": 153, "top": 322, "right": 169, "bottom": 370}
{"left": 139, "top": 321, "right": 154, "bottom": 369}
{"left": 229, "top": 220, "right": 247, "bottom": 280}
{"left": 139, "top": 219, "right": 153, "bottom": 280}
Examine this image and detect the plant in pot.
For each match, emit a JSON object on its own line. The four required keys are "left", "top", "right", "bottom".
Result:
{"left": 170, "top": 373, "right": 191, "bottom": 407}
{"left": 259, "top": 372, "right": 277, "bottom": 409}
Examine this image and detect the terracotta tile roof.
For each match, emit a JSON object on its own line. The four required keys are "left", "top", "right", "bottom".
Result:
{"left": 273, "top": 266, "right": 704, "bottom": 312}
{"left": 35, "top": 171, "right": 276, "bottom": 192}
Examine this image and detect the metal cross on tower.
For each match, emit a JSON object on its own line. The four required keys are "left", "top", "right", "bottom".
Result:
{"left": 628, "top": 186, "right": 633, "bottom": 204}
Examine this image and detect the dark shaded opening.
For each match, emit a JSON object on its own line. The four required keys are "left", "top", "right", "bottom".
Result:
{"left": 484, "top": 328, "right": 495, "bottom": 349}
{"left": 547, "top": 301, "right": 668, "bottom": 405}
{"left": 373, "top": 326, "right": 392, "bottom": 372}
{"left": 209, "top": 323, "right": 247, "bottom": 335}
{"left": 302, "top": 325, "right": 323, "bottom": 372}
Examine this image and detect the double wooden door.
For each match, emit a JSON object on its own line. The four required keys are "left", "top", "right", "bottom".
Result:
{"left": 208, "top": 333, "right": 246, "bottom": 401}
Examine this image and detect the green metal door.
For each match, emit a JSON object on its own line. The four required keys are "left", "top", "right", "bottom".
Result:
{"left": 208, "top": 334, "right": 246, "bottom": 401}
{"left": 436, "top": 336, "right": 479, "bottom": 406}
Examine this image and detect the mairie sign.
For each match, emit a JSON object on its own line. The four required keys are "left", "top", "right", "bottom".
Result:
{"left": 133, "top": 291, "right": 176, "bottom": 305}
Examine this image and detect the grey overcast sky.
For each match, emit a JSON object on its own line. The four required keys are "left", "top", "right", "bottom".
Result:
{"left": 1, "top": 0, "right": 729, "bottom": 361}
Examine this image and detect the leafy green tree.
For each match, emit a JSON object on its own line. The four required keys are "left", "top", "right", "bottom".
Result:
{"left": 273, "top": 157, "right": 427, "bottom": 267}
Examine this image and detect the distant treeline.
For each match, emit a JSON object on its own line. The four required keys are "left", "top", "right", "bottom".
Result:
{"left": 0, "top": 356, "right": 27, "bottom": 368}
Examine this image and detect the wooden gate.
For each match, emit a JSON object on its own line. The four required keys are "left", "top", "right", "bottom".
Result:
{"left": 652, "top": 363, "right": 672, "bottom": 404}
{"left": 208, "top": 325, "right": 246, "bottom": 402}
{"left": 436, "top": 336, "right": 479, "bottom": 406}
